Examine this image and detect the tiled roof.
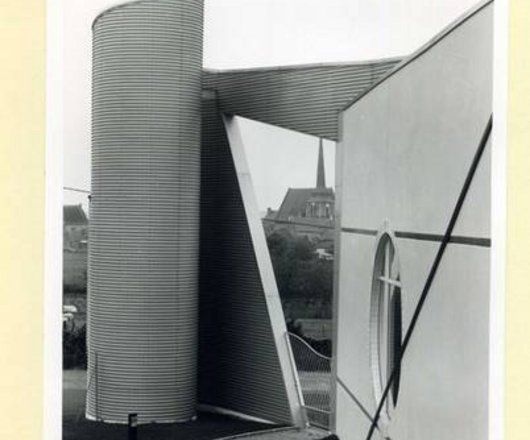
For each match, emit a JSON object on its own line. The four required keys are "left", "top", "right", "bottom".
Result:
{"left": 275, "top": 188, "right": 315, "bottom": 222}
{"left": 275, "top": 188, "right": 333, "bottom": 222}
{"left": 64, "top": 205, "right": 88, "bottom": 225}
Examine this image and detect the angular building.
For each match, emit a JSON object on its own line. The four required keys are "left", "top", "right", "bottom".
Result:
{"left": 87, "top": 0, "right": 493, "bottom": 439}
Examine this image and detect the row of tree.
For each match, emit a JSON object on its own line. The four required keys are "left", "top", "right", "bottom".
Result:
{"left": 266, "top": 228, "right": 333, "bottom": 320}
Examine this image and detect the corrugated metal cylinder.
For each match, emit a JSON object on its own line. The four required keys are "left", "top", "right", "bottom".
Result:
{"left": 87, "top": 0, "right": 203, "bottom": 423}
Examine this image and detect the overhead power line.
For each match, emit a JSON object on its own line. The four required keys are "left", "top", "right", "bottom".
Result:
{"left": 63, "top": 186, "right": 91, "bottom": 194}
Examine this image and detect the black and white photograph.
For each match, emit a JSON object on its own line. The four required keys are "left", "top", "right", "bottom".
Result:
{"left": 59, "top": 1, "right": 498, "bottom": 439}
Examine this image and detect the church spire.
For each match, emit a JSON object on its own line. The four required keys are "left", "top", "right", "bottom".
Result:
{"left": 316, "top": 137, "right": 326, "bottom": 189}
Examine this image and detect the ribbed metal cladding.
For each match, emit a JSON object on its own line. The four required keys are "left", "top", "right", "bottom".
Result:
{"left": 87, "top": 0, "right": 203, "bottom": 424}
{"left": 203, "top": 59, "right": 400, "bottom": 141}
{"left": 196, "top": 61, "right": 401, "bottom": 422}
{"left": 199, "top": 94, "right": 292, "bottom": 422}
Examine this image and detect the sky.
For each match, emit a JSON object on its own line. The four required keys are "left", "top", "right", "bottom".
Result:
{"left": 237, "top": 118, "right": 336, "bottom": 212}
{"left": 63, "top": 0, "right": 481, "bottom": 213}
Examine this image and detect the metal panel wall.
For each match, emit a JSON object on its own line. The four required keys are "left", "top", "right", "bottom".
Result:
{"left": 203, "top": 59, "right": 400, "bottom": 141}
{"left": 88, "top": 0, "right": 203, "bottom": 423}
{"left": 334, "top": 3, "right": 492, "bottom": 439}
{"left": 198, "top": 94, "right": 296, "bottom": 424}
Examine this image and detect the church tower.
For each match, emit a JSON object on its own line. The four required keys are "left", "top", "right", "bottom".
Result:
{"left": 316, "top": 137, "right": 326, "bottom": 189}
{"left": 305, "top": 138, "right": 334, "bottom": 220}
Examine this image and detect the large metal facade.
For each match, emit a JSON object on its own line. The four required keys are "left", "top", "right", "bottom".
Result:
{"left": 88, "top": 0, "right": 204, "bottom": 423}
{"left": 88, "top": 0, "right": 399, "bottom": 426}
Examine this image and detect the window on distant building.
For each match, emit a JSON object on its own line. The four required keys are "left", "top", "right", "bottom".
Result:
{"left": 370, "top": 233, "right": 402, "bottom": 419}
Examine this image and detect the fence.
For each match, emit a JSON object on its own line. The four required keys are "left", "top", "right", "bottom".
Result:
{"left": 287, "top": 332, "right": 332, "bottom": 428}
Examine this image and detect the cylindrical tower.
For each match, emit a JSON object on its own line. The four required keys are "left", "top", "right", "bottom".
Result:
{"left": 87, "top": 0, "right": 204, "bottom": 423}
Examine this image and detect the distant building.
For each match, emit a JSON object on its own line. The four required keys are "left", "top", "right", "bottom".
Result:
{"left": 64, "top": 204, "right": 88, "bottom": 251}
{"left": 263, "top": 138, "right": 335, "bottom": 247}
{"left": 63, "top": 205, "right": 88, "bottom": 291}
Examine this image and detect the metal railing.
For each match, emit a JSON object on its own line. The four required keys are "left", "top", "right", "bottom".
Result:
{"left": 287, "top": 332, "right": 332, "bottom": 428}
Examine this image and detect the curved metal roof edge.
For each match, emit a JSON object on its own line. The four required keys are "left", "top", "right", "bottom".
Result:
{"left": 203, "top": 56, "right": 403, "bottom": 75}
{"left": 91, "top": 2, "right": 401, "bottom": 75}
{"left": 340, "top": 0, "right": 494, "bottom": 114}
{"left": 92, "top": 0, "right": 168, "bottom": 30}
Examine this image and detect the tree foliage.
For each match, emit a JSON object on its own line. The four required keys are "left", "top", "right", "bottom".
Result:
{"left": 266, "top": 228, "right": 333, "bottom": 319}
{"left": 63, "top": 324, "right": 87, "bottom": 369}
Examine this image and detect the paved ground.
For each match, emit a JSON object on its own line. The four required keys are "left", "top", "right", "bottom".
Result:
{"left": 64, "top": 370, "right": 275, "bottom": 440}
{"left": 217, "top": 427, "right": 331, "bottom": 440}
{"left": 62, "top": 370, "right": 332, "bottom": 440}
{"left": 63, "top": 410, "right": 277, "bottom": 440}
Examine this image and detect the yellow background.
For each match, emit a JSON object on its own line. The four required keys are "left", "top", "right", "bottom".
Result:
{"left": 0, "top": 0, "right": 529, "bottom": 438}
{"left": 506, "top": 0, "right": 530, "bottom": 438}
{"left": 0, "top": 0, "right": 45, "bottom": 439}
